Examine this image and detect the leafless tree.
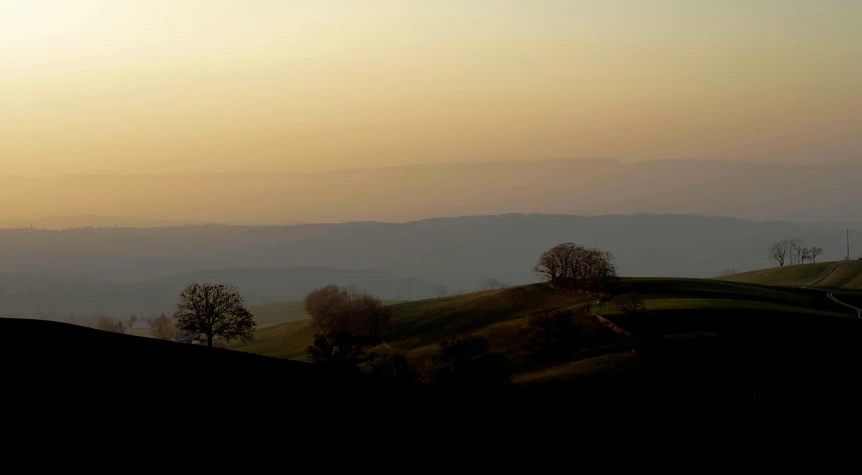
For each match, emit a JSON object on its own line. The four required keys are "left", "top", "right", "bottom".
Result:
{"left": 809, "top": 246, "right": 824, "bottom": 263}
{"left": 535, "top": 243, "right": 617, "bottom": 293}
{"left": 535, "top": 244, "right": 570, "bottom": 286}
{"left": 304, "top": 285, "right": 390, "bottom": 339}
{"left": 770, "top": 241, "right": 788, "bottom": 267}
{"left": 173, "top": 283, "right": 256, "bottom": 347}
{"left": 717, "top": 268, "right": 740, "bottom": 277}
{"left": 790, "top": 240, "right": 804, "bottom": 265}
{"left": 151, "top": 314, "right": 175, "bottom": 340}
{"left": 436, "top": 286, "right": 449, "bottom": 298}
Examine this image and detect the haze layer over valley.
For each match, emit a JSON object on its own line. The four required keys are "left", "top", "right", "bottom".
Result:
{"left": 0, "top": 213, "right": 857, "bottom": 318}
{"left": 3, "top": 159, "right": 861, "bottom": 228}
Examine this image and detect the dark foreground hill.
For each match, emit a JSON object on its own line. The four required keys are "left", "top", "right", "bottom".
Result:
{"left": 6, "top": 273, "right": 862, "bottom": 426}
{"left": 232, "top": 279, "right": 862, "bottom": 415}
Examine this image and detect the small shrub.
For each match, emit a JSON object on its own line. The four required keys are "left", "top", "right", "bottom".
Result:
{"left": 614, "top": 293, "right": 646, "bottom": 315}
{"left": 432, "top": 335, "right": 509, "bottom": 386}
{"left": 368, "top": 352, "right": 422, "bottom": 384}
{"left": 306, "top": 331, "right": 371, "bottom": 372}
{"left": 528, "top": 308, "right": 591, "bottom": 361}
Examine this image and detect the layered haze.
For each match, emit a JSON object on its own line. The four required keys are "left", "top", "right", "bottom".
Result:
{"left": 1, "top": 159, "right": 860, "bottom": 227}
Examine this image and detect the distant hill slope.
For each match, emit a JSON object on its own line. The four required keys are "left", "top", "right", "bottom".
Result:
{"left": 1, "top": 213, "right": 860, "bottom": 317}
{"left": 0, "top": 267, "right": 433, "bottom": 319}
{"left": 718, "top": 262, "right": 839, "bottom": 287}
{"left": 251, "top": 298, "right": 404, "bottom": 329}
{"left": 230, "top": 278, "right": 854, "bottom": 365}
{"left": 9, "top": 277, "right": 862, "bottom": 414}
{"left": 228, "top": 278, "right": 862, "bottom": 409}
{"left": 814, "top": 261, "right": 862, "bottom": 289}
{"left": 719, "top": 261, "right": 862, "bottom": 289}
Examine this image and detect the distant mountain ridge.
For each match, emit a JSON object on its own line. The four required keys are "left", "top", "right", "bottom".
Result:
{"left": 2, "top": 158, "right": 861, "bottom": 227}
{"left": 0, "top": 213, "right": 859, "bottom": 318}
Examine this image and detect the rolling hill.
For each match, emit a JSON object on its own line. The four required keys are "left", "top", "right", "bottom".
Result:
{"left": 229, "top": 277, "right": 860, "bottom": 398}
{"left": 719, "top": 261, "right": 862, "bottom": 289}
{"left": 1, "top": 213, "right": 860, "bottom": 319}
{"left": 8, "top": 274, "right": 862, "bottom": 416}
{"left": 0, "top": 317, "right": 361, "bottom": 407}
{"left": 813, "top": 261, "right": 862, "bottom": 289}
{"left": 220, "top": 276, "right": 862, "bottom": 412}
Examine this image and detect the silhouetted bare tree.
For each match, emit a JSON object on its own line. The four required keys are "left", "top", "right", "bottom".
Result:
{"left": 535, "top": 244, "right": 568, "bottom": 286}
{"left": 810, "top": 246, "right": 824, "bottom": 263}
{"left": 436, "top": 286, "right": 449, "bottom": 298}
{"left": 535, "top": 243, "right": 617, "bottom": 293}
{"left": 770, "top": 241, "right": 788, "bottom": 267}
{"left": 173, "top": 283, "right": 256, "bottom": 347}
{"left": 790, "top": 240, "right": 804, "bottom": 265}
{"left": 304, "top": 285, "right": 390, "bottom": 339}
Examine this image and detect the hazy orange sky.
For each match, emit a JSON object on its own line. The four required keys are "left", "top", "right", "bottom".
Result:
{"left": 2, "top": 0, "right": 862, "bottom": 177}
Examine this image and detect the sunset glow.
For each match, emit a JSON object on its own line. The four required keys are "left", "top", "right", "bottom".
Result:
{"left": 2, "top": 0, "right": 860, "bottom": 179}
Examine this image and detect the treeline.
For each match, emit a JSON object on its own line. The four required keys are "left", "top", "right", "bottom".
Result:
{"left": 770, "top": 240, "right": 823, "bottom": 267}
{"left": 80, "top": 242, "right": 626, "bottom": 388}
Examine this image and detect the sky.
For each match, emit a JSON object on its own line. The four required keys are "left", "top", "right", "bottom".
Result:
{"left": 2, "top": 0, "right": 862, "bottom": 179}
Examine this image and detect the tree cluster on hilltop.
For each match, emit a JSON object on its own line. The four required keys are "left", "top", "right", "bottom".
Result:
{"left": 534, "top": 243, "right": 617, "bottom": 293}
{"left": 304, "top": 284, "right": 390, "bottom": 339}
{"left": 770, "top": 240, "right": 823, "bottom": 267}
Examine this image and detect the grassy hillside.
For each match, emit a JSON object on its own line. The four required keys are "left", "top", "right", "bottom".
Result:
{"left": 250, "top": 299, "right": 404, "bottom": 329}
{"left": 718, "top": 262, "right": 838, "bottom": 287}
{"left": 121, "top": 300, "right": 308, "bottom": 341}
{"left": 813, "top": 261, "right": 862, "bottom": 289}
{"left": 120, "top": 298, "right": 404, "bottom": 342}
{"left": 719, "top": 261, "right": 862, "bottom": 290}
{"left": 229, "top": 286, "right": 600, "bottom": 361}
{"left": 249, "top": 300, "right": 309, "bottom": 328}
{"left": 10, "top": 277, "right": 862, "bottom": 415}
{"left": 229, "top": 278, "right": 855, "bottom": 387}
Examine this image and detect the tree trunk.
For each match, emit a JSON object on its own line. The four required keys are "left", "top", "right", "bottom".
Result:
{"left": 207, "top": 334, "right": 213, "bottom": 347}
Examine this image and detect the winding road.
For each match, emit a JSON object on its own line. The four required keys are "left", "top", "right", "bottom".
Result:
{"left": 827, "top": 292, "right": 862, "bottom": 319}
{"left": 805, "top": 261, "right": 862, "bottom": 319}
{"left": 804, "top": 261, "right": 846, "bottom": 288}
